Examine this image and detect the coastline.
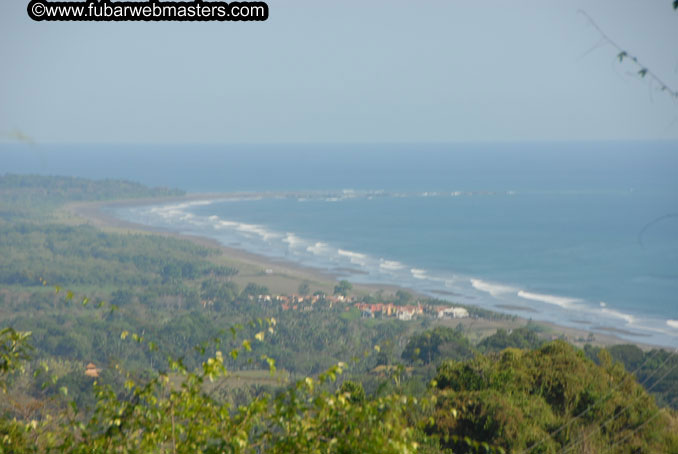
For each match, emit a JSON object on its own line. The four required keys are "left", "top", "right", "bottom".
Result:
{"left": 64, "top": 194, "right": 668, "bottom": 351}
{"left": 65, "top": 194, "right": 410, "bottom": 298}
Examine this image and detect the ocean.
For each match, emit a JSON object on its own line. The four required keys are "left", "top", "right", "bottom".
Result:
{"left": 2, "top": 141, "right": 677, "bottom": 346}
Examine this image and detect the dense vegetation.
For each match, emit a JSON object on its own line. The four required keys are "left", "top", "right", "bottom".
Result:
{"left": 585, "top": 343, "right": 678, "bottom": 410}
{"left": 401, "top": 326, "right": 474, "bottom": 365}
{"left": 0, "top": 174, "right": 183, "bottom": 220}
{"left": 1, "top": 326, "right": 420, "bottom": 454}
{"left": 429, "top": 342, "right": 678, "bottom": 453}
{"left": 1, "top": 175, "right": 677, "bottom": 453}
{"left": 0, "top": 223, "right": 234, "bottom": 288}
{"left": 476, "top": 327, "right": 544, "bottom": 353}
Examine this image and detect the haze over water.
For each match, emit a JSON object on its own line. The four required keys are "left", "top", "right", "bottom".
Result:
{"left": 2, "top": 141, "right": 677, "bottom": 345}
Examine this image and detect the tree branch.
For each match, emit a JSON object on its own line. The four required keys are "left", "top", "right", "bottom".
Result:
{"left": 578, "top": 10, "right": 678, "bottom": 100}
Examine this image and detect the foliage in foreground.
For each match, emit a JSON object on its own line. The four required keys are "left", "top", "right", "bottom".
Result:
{"left": 428, "top": 341, "right": 678, "bottom": 454}
{"left": 0, "top": 326, "right": 419, "bottom": 454}
{"left": 584, "top": 343, "right": 678, "bottom": 410}
{"left": 4, "top": 327, "right": 678, "bottom": 454}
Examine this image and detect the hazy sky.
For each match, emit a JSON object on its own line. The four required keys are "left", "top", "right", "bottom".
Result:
{"left": 1, "top": 0, "right": 677, "bottom": 143}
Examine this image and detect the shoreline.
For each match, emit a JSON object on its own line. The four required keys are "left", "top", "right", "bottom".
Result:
{"left": 65, "top": 194, "right": 669, "bottom": 351}
{"left": 66, "top": 194, "right": 409, "bottom": 298}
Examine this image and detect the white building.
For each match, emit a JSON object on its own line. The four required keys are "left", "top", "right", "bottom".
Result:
{"left": 397, "top": 309, "right": 415, "bottom": 321}
{"left": 437, "top": 307, "right": 469, "bottom": 319}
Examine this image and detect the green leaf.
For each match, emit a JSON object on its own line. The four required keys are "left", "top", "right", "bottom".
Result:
{"left": 617, "top": 51, "right": 627, "bottom": 62}
{"left": 266, "top": 357, "right": 276, "bottom": 374}
{"left": 638, "top": 68, "right": 648, "bottom": 77}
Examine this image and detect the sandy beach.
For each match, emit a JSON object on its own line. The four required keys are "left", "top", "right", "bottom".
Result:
{"left": 66, "top": 194, "right": 412, "bottom": 298}
{"left": 64, "top": 195, "right": 665, "bottom": 351}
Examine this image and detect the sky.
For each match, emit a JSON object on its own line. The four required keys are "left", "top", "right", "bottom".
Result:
{"left": 0, "top": 0, "right": 677, "bottom": 144}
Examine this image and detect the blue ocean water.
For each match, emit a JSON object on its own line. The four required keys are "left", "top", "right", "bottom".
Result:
{"left": 2, "top": 142, "right": 677, "bottom": 345}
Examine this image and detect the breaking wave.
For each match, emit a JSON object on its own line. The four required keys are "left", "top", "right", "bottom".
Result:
{"left": 517, "top": 290, "right": 580, "bottom": 309}
{"left": 470, "top": 279, "right": 517, "bottom": 297}
{"left": 114, "top": 196, "right": 676, "bottom": 347}
{"left": 380, "top": 260, "right": 405, "bottom": 271}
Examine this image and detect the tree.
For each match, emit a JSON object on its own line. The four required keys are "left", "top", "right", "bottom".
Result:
{"left": 0, "top": 328, "right": 32, "bottom": 387}
{"left": 201, "top": 279, "right": 239, "bottom": 306}
{"left": 333, "top": 280, "right": 352, "bottom": 297}
{"left": 0, "top": 326, "right": 420, "bottom": 454}
{"left": 429, "top": 341, "right": 678, "bottom": 454}
{"left": 111, "top": 289, "right": 134, "bottom": 307}
{"left": 477, "top": 327, "right": 543, "bottom": 353}
{"left": 395, "top": 290, "right": 413, "bottom": 305}
{"left": 298, "top": 281, "right": 311, "bottom": 296}
{"left": 241, "top": 283, "right": 269, "bottom": 298}
{"left": 339, "top": 380, "right": 366, "bottom": 403}
{"left": 161, "top": 263, "right": 182, "bottom": 284}
{"left": 402, "top": 326, "right": 473, "bottom": 365}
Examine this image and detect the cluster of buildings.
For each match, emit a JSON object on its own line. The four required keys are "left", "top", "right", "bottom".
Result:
{"left": 355, "top": 302, "right": 469, "bottom": 320}
{"left": 255, "top": 293, "right": 353, "bottom": 311}
{"left": 251, "top": 292, "right": 470, "bottom": 321}
{"left": 354, "top": 302, "right": 423, "bottom": 320}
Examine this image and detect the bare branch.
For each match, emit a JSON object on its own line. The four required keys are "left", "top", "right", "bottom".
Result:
{"left": 578, "top": 10, "right": 678, "bottom": 100}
